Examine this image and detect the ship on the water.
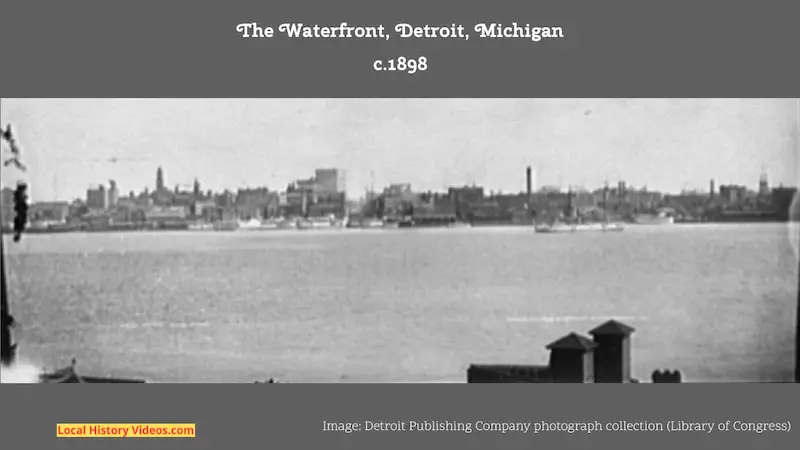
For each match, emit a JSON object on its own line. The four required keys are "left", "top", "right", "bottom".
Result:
{"left": 161, "top": 220, "right": 189, "bottom": 231}
{"left": 237, "top": 218, "right": 265, "bottom": 231}
{"left": 633, "top": 211, "right": 675, "bottom": 225}
{"left": 346, "top": 217, "right": 385, "bottom": 228}
{"left": 276, "top": 217, "right": 299, "bottom": 229}
{"left": 409, "top": 214, "right": 462, "bottom": 228}
{"left": 714, "top": 209, "right": 782, "bottom": 222}
{"left": 535, "top": 222, "right": 625, "bottom": 233}
{"left": 297, "top": 215, "right": 342, "bottom": 230}
{"left": 259, "top": 218, "right": 281, "bottom": 230}
{"left": 468, "top": 214, "right": 515, "bottom": 226}
{"left": 468, "top": 210, "right": 531, "bottom": 227}
{"left": 188, "top": 222, "right": 214, "bottom": 231}
{"left": 213, "top": 220, "right": 239, "bottom": 231}
{"left": 536, "top": 182, "right": 626, "bottom": 233}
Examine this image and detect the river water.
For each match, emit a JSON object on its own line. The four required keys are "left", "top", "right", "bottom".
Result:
{"left": 3, "top": 223, "right": 797, "bottom": 382}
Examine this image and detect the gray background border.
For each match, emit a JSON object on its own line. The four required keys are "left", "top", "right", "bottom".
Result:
{"left": 0, "top": 0, "right": 799, "bottom": 97}
{"left": 0, "top": 385, "right": 797, "bottom": 449}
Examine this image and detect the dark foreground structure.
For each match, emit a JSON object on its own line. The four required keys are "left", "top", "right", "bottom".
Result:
{"left": 467, "top": 320, "right": 682, "bottom": 383}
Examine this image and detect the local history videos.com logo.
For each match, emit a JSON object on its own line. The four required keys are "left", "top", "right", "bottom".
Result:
{"left": 56, "top": 424, "right": 196, "bottom": 438}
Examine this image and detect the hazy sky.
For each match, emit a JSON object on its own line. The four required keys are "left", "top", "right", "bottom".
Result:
{"left": 1, "top": 99, "right": 798, "bottom": 202}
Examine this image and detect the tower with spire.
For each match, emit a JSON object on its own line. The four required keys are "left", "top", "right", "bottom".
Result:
{"left": 156, "top": 167, "right": 165, "bottom": 192}
{"left": 758, "top": 168, "right": 769, "bottom": 197}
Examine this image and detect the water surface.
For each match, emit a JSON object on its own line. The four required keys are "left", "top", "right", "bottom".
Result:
{"left": 4, "top": 223, "right": 797, "bottom": 382}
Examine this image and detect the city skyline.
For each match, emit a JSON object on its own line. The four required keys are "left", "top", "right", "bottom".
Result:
{"left": 1, "top": 98, "right": 798, "bottom": 202}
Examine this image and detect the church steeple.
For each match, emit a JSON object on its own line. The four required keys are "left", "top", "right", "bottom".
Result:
{"left": 156, "top": 167, "right": 164, "bottom": 192}
{"left": 758, "top": 167, "right": 769, "bottom": 196}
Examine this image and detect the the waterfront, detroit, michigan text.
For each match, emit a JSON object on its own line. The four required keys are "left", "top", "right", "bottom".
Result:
{"left": 321, "top": 420, "right": 792, "bottom": 434}
{"left": 235, "top": 22, "right": 565, "bottom": 42}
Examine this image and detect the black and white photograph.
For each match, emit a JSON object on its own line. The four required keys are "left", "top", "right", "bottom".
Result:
{"left": 1, "top": 98, "right": 799, "bottom": 384}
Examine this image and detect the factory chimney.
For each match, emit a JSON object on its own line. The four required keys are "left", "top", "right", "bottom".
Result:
{"left": 526, "top": 166, "right": 533, "bottom": 220}
{"left": 526, "top": 166, "right": 532, "bottom": 198}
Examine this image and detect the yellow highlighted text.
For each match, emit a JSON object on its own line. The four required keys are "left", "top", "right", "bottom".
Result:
{"left": 57, "top": 423, "right": 195, "bottom": 438}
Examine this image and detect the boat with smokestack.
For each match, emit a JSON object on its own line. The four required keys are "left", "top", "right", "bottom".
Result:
{"left": 633, "top": 209, "right": 675, "bottom": 225}
{"left": 346, "top": 215, "right": 386, "bottom": 228}
{"left": 297, "top": 215, "right": 343, "bottom": 230}
{"left": 237, "top": 218, "right": 266, "bottom": 230}
{"left": 276, "top": 217, "right": 299, "bottom": 229}
{"left": 535, "top": 222, "right": 625, "bottom": 233}
{"left": 535, "top": 183, "right": 625, "bottom": 233}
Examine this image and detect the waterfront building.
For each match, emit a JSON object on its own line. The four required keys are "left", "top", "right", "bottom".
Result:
{"left": 718, "top": 185, "right": 748, "bottom": 204}
{"left": 86, "top": 185, "right": 108, "bottom": 210}
{"left": 448, "top": 185, "right": 484, "bottom": 205}
{"left": 108, "top": 205, "right": 134, "bottom": 223}
{"left": 381, "top": 184, "right": 417, "bottom": 217}
{"left": 29, "top": 202, "right": 70, "bottom": 222}
{"left": 235, "top": 187, "right": 272, "bottom": 208}
{"left": 144, "top": 206, "right": 188, "bottom": 222}
{"left": 314, "top": 168, "right": 344, "bottom": 195}
{"left": 191, "top": 200, "right": 216, "bottom": 219}
{"left": 625, "top": 188, "right": 663, "bottom": 211}
{"left": 172, "top": 191, "right": 194, "bottom": 209}
{"left": 214, "top": 191, "right": 235, "bottom": 208}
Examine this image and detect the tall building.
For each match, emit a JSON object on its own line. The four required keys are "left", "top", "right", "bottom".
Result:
{"left": 315, "top": 168, "right": 343, "bottom": 194}
{"left": 86, "top": 184, "right": 108, "bottom": 211}
{"left": 156, "top": 167, "right": 165, "bottom": 192}
{"left": 108, "top": 180, "right": 119, "bottom": 208}
{"left": 758, "top": 172, "right": 770, "bottom": 196}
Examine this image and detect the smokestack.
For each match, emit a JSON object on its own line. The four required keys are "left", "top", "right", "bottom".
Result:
{"left": 526, "top": 166, "right": 532, "bottom": 198}
{"left": 567, "top": 185, "right": 573, "bottom": 216}
{"left": 709, "top": 179, "right": 715, "bottom": 197}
